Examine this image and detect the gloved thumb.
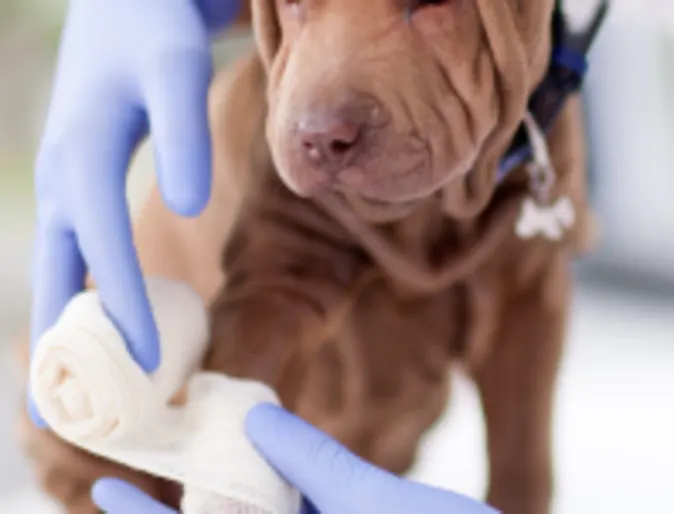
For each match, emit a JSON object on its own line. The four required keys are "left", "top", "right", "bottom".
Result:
{"left": 196, "top": 0, "right": 243, "bottom": 34}
{"left": 245, "top": 403, "right": 395, "bottom": 512}
{"left": 145, "top": 47, "right": 213, "bottom": 218}
{"left": 245, "top": 404, "right": 500, "bottom": 514}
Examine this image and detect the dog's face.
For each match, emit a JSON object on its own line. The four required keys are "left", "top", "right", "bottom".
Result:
{"left": 253, "top": 0, "right": 555, "bottom": 206}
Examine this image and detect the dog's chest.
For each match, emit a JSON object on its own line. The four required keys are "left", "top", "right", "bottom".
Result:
{"left": 355, "top": 201, "right": 508, "bottom": 365}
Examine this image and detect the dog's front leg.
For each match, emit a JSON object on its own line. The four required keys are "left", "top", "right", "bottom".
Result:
{"left": 202, "top": 191, "right": 360, "bottom": 408}
{"left": 205, "top": 285, "right": 342, "bottom": 405}
{"left": 473, "top": 256, "right": 570, "bottom": 514}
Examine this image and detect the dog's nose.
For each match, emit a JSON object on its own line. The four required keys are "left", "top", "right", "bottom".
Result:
{"left": 298, "top": 117, "right": 362, "bottom": 171}
{"left": 295, "top": 98, "right": 382, "bottom": 176}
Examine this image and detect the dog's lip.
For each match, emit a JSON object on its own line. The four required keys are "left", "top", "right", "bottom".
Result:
{"left": 332, "top": 156, "right": 437, "bottom": 204}
{"left": 284, "top": 171, "right": 332, "bottom": 198}
{"left": 334, "top": 161, "right": 469, "bottom": 205}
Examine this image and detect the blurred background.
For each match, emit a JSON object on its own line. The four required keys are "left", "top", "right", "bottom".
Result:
{"left": 0, "top": 0, "right": 672, "bottom": 512}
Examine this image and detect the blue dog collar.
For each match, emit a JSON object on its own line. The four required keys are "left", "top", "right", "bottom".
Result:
{"left": 497, "top": 0, "right": 609, "bottom": 182}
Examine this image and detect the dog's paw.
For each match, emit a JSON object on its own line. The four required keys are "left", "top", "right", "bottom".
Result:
{"left": 17, "top": 407, "right": 163, "bottom": 513}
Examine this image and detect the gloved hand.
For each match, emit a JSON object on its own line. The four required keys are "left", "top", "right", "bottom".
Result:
{"left": 29, "top": 0, "right": 240, "bottom": 426}
{"left": 92, "top": 404, "right": 499, "bottom": 514}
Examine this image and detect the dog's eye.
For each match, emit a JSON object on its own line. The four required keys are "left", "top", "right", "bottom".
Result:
{"left": 410, "top": 0, "right": 448, "bottom": 10}
{"left": 407, "top": 0, "right": 450, "bottom": 18}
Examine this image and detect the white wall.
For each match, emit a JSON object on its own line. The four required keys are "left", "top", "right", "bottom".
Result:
{"left": 583, "top": 0, "right": 674, "bottom": 277}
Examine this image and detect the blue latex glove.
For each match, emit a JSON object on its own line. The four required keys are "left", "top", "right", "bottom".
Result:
{"left": 29, "top": 0, "right": 240, "bottom": 426}
{"left": 92, "top": 404, "right": 499, "bottom": 514}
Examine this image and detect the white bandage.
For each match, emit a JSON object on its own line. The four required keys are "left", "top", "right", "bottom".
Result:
{"left": 30, "top": 277, "right": 301, "bottom": 514}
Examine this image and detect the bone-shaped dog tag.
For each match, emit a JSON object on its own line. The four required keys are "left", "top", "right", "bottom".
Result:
{"left": 515, "top": 196, "right": 576, "bottom": 241}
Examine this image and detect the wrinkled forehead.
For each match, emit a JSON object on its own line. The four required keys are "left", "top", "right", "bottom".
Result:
{"left": 253, "top": 0, "right": 556, "bottom": 65}
{"left": 258, "top": 0, "right": 554, "bottom": 17}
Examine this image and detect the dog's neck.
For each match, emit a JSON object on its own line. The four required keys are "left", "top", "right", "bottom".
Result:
{"left": 315, "top": 179, "right": 524, "bottom": 298}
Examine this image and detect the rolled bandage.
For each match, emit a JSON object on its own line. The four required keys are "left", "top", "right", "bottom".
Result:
{"left": 30, "top": 277, "right": 301, "bottom": 514}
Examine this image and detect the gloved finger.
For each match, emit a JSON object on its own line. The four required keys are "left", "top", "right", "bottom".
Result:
{"left": 65, "top": 110, "right": 160, "bottom": 372}
{"left": 302, "top": 498, "right": 320, "bottom": 514}
{"left": 245, "top": 403, "right": 389, "bottom": 512}
{"left": 29, "top": 222, "right": 85, "bottom": 427}
{"left": 144, "top": 48, "right": 213, "bottom": 218}
{"left": 92, "top": 478, "right": 175, "bottom": 514}
{"left": 246, "top": 405, "right": 498, "bottom": 514}
{"left": 196, "top": 0, "right": 242, "bottom": 34}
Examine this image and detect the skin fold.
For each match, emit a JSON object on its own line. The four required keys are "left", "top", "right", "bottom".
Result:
{"left": 17, "top": 1, "right": 595, "bottom": 513}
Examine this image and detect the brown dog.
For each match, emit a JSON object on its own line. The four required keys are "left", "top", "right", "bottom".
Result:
{"left": 17, "top": 1, "right": 599, "bottom": 513}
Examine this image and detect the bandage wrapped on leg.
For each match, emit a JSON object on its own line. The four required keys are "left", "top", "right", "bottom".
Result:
{"left": 30, "top": 277, "right": 301, "bottom": 514}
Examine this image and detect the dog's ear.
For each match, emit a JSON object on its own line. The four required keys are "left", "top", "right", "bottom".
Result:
{"left": 251, "top": 0, "right": 281, "bottom": 68}
{"left": 512, "top": 0, "right": 556, "bottom": 79}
